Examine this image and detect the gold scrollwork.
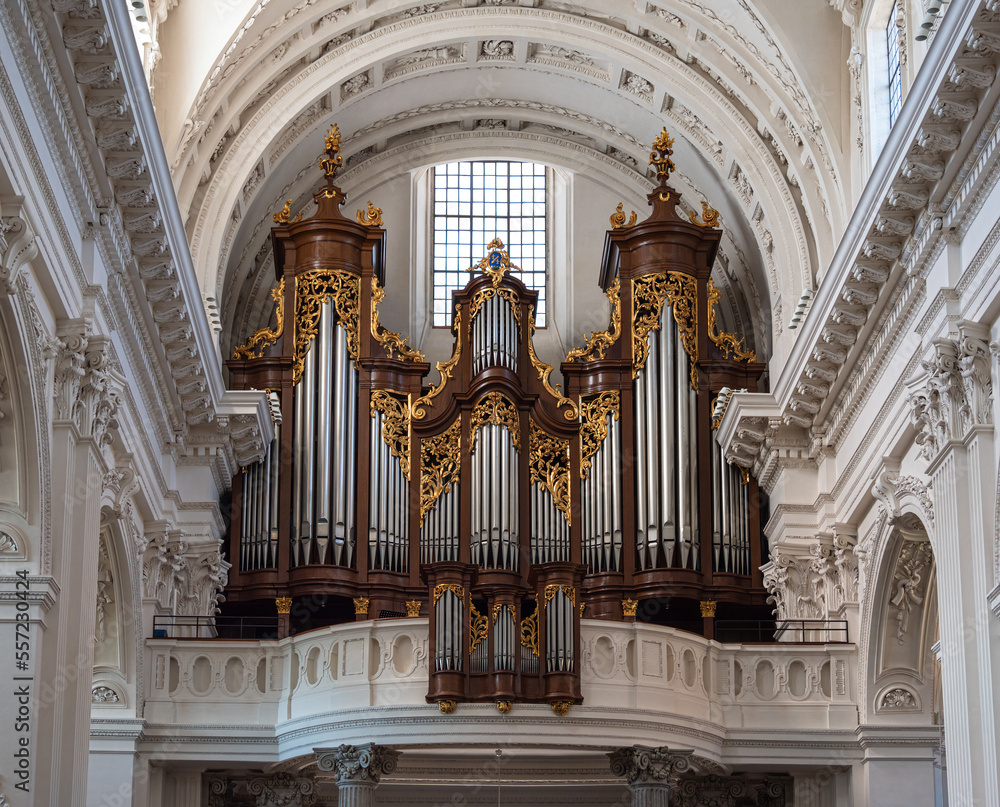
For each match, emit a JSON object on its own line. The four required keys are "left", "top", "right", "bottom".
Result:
{"left": 520, "top": 610, "right": 538, "bottom": 656}
{"left": 273, "top": 199, "right": 302, "bottom": 225}
{"left": 528, "top": 308, "right": 580, "bottom": 421}
{"left": 470, "top": 286, "right": 522, "bottom": 328}
{"left": 356, "top": 201, "right": 383, "bottom": 227}
{"left": 551, "top": 701, "right": 571, "bottom": 716}
{"left": 469, "top": 237, "right": 519, "bottom": 286}
{"left": 492, "top": 603, "right": 508, "bottom": 624}
{"left": 438, "top": 700, "right": 457, "bottom": 714}
{"left": 650, "top": 127, "right": 675, "bottom": 181}
{"left": 471, "top": 392, "right": 520, "bottom": 452}
{"left": 543, "top": 584, "right": 576, "bottom": 607}
{"left": 707, "top": 278, "right": 755, "bottom": 363}
{"left": 412, "top": 305, "right": 463, "bottom": 420}
{"left": 529, "top": 420, "right": 571, "bottom": 525}
{"left": 371, "top": 276, "right": 424, "bottom": 362}
{"left": 739, "top": 466, "right": 750, "bottom": 485}
{"left": 688, "top": 200, "right": 720, "bottom": 229}
{"left": 433, "top": 583, "right": 465, "bottom": 605}
{"left": 233, "top": 277, "right": 285, "bottom": 359}
{"left": 293, "top": 269, "right": 360, "bottom": 385}
{"left": 496, "top": 700, "right": 512, "bottom": 714}
{"left": 370, "top": 390, "right": 411, "bottom": 481}
{"left": 579, "top": 391, "right": 620, "bottom": 479}
{"left": 565, "top": 276, "right": 621, "bottom": 363}
{"left": 469, "top": 603, "right": 488, "bottom": 654}
{"left": 610, "top": 203, "right": 638, "bottom": 229}
{"left": 319, "top": 124, "right": 343, "bottom": 180}
{"left": 631, "top": 271, "right": 698, "bottom": 389}
{"left": 420, "top": 417, "right": 462, "bottom": 526}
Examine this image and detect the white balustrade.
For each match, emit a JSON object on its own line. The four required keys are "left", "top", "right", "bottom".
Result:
{"left": 146, "top": 619, "right": 856, "bottom": 731}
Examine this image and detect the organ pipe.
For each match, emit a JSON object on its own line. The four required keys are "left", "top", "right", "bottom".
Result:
{"left": 227, "top": 128, "right": 766, "bottom": 712}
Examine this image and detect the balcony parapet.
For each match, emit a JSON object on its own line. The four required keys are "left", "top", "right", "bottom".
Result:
{"left": 143, "top": 618, "right": 858, "bottom": 762}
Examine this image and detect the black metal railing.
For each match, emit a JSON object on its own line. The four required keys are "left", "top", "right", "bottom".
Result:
{"left": 151, "top": 615, "right": 281, "bottom": 640}
{"left": 715, "top": 619, "right": 849, "bottom": 643}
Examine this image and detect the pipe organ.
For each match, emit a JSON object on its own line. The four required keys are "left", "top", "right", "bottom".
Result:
{"left": 225, "top": 126, "right": 767, "bottom": 712}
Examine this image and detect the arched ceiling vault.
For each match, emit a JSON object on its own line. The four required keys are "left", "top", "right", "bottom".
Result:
{"left": 157, "top": 0, "right": 850, "bottom": 366}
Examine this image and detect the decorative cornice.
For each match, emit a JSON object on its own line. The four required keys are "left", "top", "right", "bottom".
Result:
{"left": 721, "top": 2, "right": 1000, "bottom": 485}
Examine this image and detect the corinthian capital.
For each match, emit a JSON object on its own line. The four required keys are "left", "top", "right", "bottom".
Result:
{"left": 608, "top": 745, "right": 693, "bottom": 786}
{"left": 909, "top": 339, "right": 963, "bottom": 459}
{"left": 315, "top": 743, "right": 401, "bottom": 785}
{"left": 958, "top": 321, "right": 992, "bottom": 429}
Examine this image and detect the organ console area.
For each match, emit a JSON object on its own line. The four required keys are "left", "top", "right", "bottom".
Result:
{"left": 225, "top": 125, "right": 769, "bottom": 711}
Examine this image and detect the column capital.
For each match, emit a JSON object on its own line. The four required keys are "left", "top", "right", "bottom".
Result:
{"left": 608, "top": 745, "right": 693, "bottom": 786}
{"left": 315, "top": 743, "right": 401, "bottom": 785}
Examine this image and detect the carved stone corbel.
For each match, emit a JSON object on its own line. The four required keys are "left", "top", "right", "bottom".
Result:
{"left": 0, "top": 197, "right": 38, "bottom": 294}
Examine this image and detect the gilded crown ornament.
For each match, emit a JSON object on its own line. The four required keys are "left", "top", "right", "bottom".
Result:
{"left": 649, "top": 127, "right": 676, "bottom": 182}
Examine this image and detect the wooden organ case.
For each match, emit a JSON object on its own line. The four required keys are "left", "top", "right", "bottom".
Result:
{"left": 225, "top": 126, "right": 768, "bottom": 713}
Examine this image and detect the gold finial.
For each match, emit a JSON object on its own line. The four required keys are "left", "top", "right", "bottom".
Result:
{"left": 699, "top": 600, "right": 718, "bottom": 618}
{"left": 688, "top": 200, "right": 720, "bottom": 229}
{"left": 405, "top": 600, "right": 421, "bottom": 617}
{"left": 319, "top": 124, "right": 344, "bottom": 181}
{"left": 496, "top": 700, "right": 512, "bottom": 714}
{"left": 354, "top": 596, "right": 370, "bottom": 616}
{"left": 610, "top": 203, "right": 638, "bottom": 230}
{"left": 550, "top": 701, "right": 571, "bottom": 716}
{"left": 650, "top": 127, "right": 675, "bottom": 182}
{"left": 356, "top": 201, "right": 383, "bottom": 227}
{"left": 273, "top": 199, "right": 302, "bottom": 225}
{"left": 622, "top": 597, "right": 638, "bottom": 617}
{"left": 275, "top": 597, "right": 293, "bottom": 615}
{"left": 438, "top": 700, "right": 457, "bottom": 714}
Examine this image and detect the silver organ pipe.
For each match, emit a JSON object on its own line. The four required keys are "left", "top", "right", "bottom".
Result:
{"left": 315, "top": 303, "right": 333, "bottom": 564}
{"left": 471, "top": 424, "right": 519, "bottom": 570}
{"left": 368, "top": 406, "right": 410, "bottom": 574}
{"left": 545, "top": 589, "right": 574, "bottom": 673}
{"left": 495, "top": 606, "right": 515, "bottom": 671}
{"left": 581, "top": 414, "right": 622, "bottom": 573}
{"left": 471, "top": 605, "right": 488, "bottom": 674}
{"left": 289, "top": 305, "right": 358, "bottom": 568}
{"left": 471, "top": 295, "right": 518, "bottom": 374}
{"left": 711, "top": 438, "right": 750, "bottom": 574}
{"left": 633, "top": 305, "right": 701, "bottom": 570}
{"left": 421, "top": 484, "right": 460, "bottom": 563}
{"left": 294, "top": 328, "right": 317, "bottom": 565}
{"left": 530, "top": 484, "right": 569, "bottom": 564}
{"left": 434, "top": 589, "right": 463, "bottom": 671}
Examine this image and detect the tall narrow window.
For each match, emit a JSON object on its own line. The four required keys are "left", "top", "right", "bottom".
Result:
{"left": 432, "top": 161, "right": 547, "bottom": 327}
{"left": 886, "top": 3, "right": 903, "bottom": 126}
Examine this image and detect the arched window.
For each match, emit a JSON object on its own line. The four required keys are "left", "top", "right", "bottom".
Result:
{"left": 886, "top": 1, "right": 903, "bottom": 126}
{"left": 432, "top": 161, "right": 548, "bottom": 326}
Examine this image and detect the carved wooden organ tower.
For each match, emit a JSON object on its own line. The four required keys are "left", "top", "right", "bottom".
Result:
{"left": 225, "top": 126, "right": 768, "bottom": 711}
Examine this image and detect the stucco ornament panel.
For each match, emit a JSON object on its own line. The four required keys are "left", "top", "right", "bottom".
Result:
{"left": 246, "top": 771, "right": 316, "bottom": 807}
